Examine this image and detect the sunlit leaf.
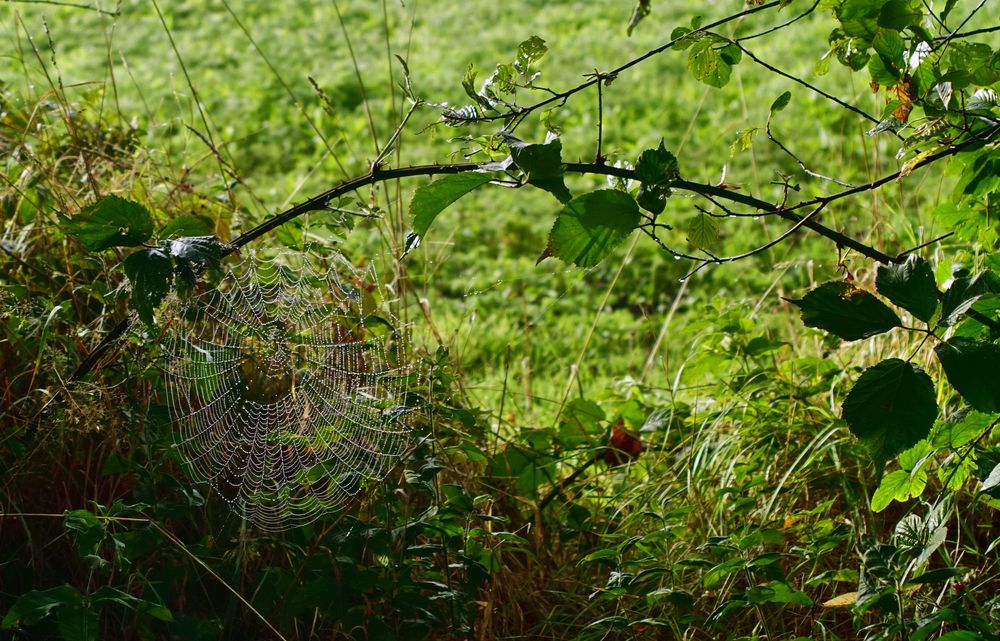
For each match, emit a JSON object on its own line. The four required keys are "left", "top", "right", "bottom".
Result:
{"left": 687, "top": 36, "right": 734, "bottom": 88}
{"left": 686, "top": 213, "right": 719, "bottom": 249}
{"left": 410, "top": 173, "right": 492, "bottom": 239}
{"left": 63, "top": 195, "right": 154, "bottom": 251}
{"left": 548, "top": 189, "right": 640, "bottom": 267}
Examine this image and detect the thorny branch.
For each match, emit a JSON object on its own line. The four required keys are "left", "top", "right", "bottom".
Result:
{"left": 70, "top": 122, "right": 1000, "bottom": 384}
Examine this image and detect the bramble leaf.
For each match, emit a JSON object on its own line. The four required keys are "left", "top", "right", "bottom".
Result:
{"left": 934, "top": 337, "right": 1000, "bottom": 413}
{"left": 410, "top": 173, "right": 492, "bottom": 239}
{"left": 548, "top": 189, "right": 640, "bottom": 267}
{"left": 875, "top": 256, "right": 938, "bottom": 322}
{"left": 940, "top": 272, "right": 1000, "bottom": 326}
{"left": 63, "top": 195, "right": 154, "bottom": 251}
{"left": 687, "top": 36, "right": 734, "bottom": 88}
{"left": 508, "top": 136, "right": 572, "bottom": 203}
{"left": 123, "top": 248, "right": 173, "bottom": 325}
{"left": 842, "top": 358, "right": 937, "bottom": 469}
{"left": 686, "top": 213, "right": 719, "bottom": 249}
{"left": 635, "top": 140, "right": 680, "bottom": 213}
{"left": 789, "top": 281, "right": 900, "bottom": 340}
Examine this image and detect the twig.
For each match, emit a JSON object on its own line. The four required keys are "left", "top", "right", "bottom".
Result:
{"left": 448, "top": 1, "right": 783, "bottom": 125}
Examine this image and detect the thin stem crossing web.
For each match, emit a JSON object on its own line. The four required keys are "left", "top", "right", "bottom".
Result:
{"left": 163, "top": 250, "right": 414, "bottom": 531}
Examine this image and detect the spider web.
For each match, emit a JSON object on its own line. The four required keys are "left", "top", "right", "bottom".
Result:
{"left": 163, "top": 249, "right": 414, "bottom": 530}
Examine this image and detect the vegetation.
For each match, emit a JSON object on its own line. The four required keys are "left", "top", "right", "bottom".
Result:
{"left": 2, "top": 0, "right": 1000, "bottom": 639}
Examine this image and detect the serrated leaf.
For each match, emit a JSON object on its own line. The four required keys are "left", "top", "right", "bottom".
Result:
{"left": 842, "top": 358, "right": 937, "bottom": 469}
{"left": 940, "top": 272, "right": 999, "bottom": 326}
{"left": 686, "top": 213, "right": 719, "bottom": 249}
{"left": 932, "top": 411, "right": 990, "bottom": 449}
{"left": 515, "top": 36, "right": 547, "bottom": 73}
{"left": 123, "top": 248, "right": 173, "bottom": 325}
{"left": 635, "top": 140, "right": 679, "bottom": 213}
{"left": 872, "top": 29, "right": 904, "bottom": 65}
{"left": 507, "top": 136, "right": 572, "bottom": 203}
{"left": 687, "top": 36, "right": 733, "bottom": 88}
{"left": 635, "top": 141, "right": 680, "bottom": 187}
{"left": 410, "top": 173, "right": 492, "bottom": 239}
{"left": 875, "top": 256, "right": 938, "bottom": 322}
{"left": 789, "top": 281, "right": 901, "bottom": 340}
{"left": 871, "top": 464, "right": 927, "bottom": 511}
{"left": 63, "top": 195, "right": 153, "bottom": 251}
{"left": 934, "top": 338, "right": 1000, "bottom": 412}
{"left": 549, "top": 190, "right": 640, "bottom": 267}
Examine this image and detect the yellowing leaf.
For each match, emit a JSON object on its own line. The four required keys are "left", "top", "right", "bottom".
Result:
{"left": 822, "top": 592, "right": 858, "bottom": 608}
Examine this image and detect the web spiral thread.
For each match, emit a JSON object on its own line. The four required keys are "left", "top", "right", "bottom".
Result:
{"left": 164, "top": 250, "right": 414, "bottom": 530}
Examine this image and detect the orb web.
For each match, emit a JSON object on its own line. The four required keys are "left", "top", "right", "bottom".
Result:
{"left": 163, "top": 250, "right": 414, "bottom": 530}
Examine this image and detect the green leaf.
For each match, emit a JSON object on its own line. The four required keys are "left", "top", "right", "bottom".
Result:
{"left": 686, "top": 213, "right": 719, "bottom": 249}
{"left": 789, "top": 281, "right": 901, "bottom": 340}
{"left": 123, "top": 249, "right": 173, "bottom": 326}
{"left": 635, "top": 140, "right": 680, "bottom": 213}
{"left": 744, "top": 581, "right": 813, "bottom": 606}
{"left": 730, "top": 127, "right": 760, "bottom": 155}
{"left": 934, "top": 338, "right": 1000, "bottom": 412}
{"left": 872, "top": 29, "right": 904, "bottom": 65}
{"left": 842, "top": 358, "right": 937, "bottom": 468}
{"left": 871, "top": 450, "right": 928, "bottom": 512}
{"left": 875, "top": 256, "right": 938, "bottom": 322}
{"left": 409, "top": 173, "right": 491, "bottom": 239}
{"left": 508, "top": 136, "right": 572, "bottom": 203}
{"left": 932, "top": 411, "right": 991, "bottom": 449}
{"left": 627, "top": 0, "right": 652, "bottom": 36}
{"left": 63, "top": 195, "right": 154, "bottom": 251}
{"left": 549, "top": 190, "right": 641, "bottom": 267}
{"left": 878, "top": 0, "right": 921, "bottom": 29}
{"left": 64, "top": 509, "right": 105, "bottom": 556}
{"left": 159, "top": 214, "right": 214, "bottom": 239}
{"left": 940, "top": 272, "right": 999, "bottom": 326}
{"left": 871, "top": 469, "right": 911, "bottom": 511}
{"left": 687, "top": 36, "right": 733, "bottom": 88}
{"left": 1, "top": 584, "right": 84, "bottom": 628}
{"left": 515, "top": 36, "right": 547, "bottom": 73}
{"left": 770, "top": 91, "right": 792, "bottom": 115}
{"left": 905, "top": 567, "right": 966, "bottom": 585}
{"left": 635, "top": 141, "right": 680, "bottom": 187}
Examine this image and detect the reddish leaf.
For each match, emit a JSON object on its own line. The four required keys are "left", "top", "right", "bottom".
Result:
{"left": 604, "top": 420, "right": 642, "bottom": 467}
